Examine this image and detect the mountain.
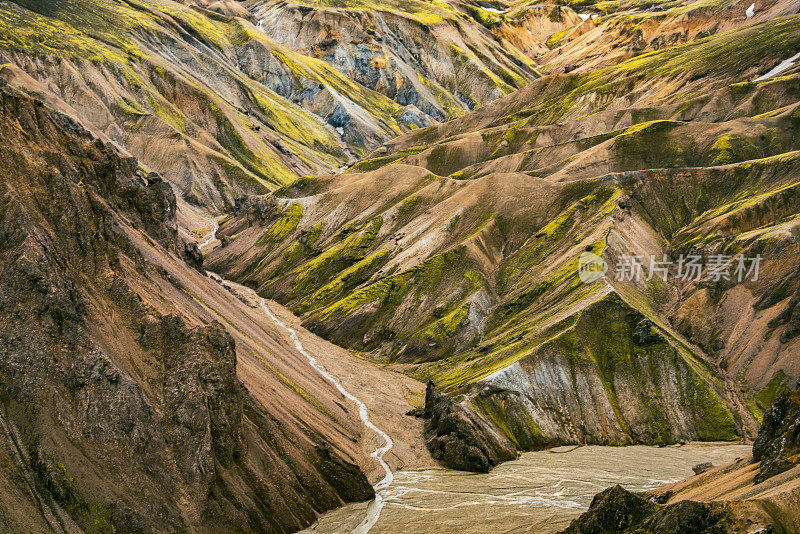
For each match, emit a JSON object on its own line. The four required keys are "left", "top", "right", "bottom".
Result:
{"left": 208, "top": 4, "right": 800, "bottom": 449}
{"left": 0, "top": 73, "right": 434, "bottom": 532}
{"left": 0, "top": 0, "right": 560, "bottom": 212}
{"left": 2, "top": 0, "right": 800, "bottom": 531}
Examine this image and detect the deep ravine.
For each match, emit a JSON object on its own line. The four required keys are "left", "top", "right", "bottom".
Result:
{"left": 198, "top": 215, "right": 394, "bottom": 532}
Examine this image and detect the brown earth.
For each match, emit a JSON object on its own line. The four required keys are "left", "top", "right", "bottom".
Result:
{"left": 0, "top": 78, "right": 431, "bottom": 533}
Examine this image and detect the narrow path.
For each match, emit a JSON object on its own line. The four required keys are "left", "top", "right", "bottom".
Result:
{"left": 197, "top": 214, "right": 394, "bottom": 533}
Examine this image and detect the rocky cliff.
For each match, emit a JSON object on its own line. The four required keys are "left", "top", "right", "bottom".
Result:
{"left": 421, "top": 381, "right": 516, "bottom": 472}
{"left": 0, "top": 80, "right": 378, "bottom": 532}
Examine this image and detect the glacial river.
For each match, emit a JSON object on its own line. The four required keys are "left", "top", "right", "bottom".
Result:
{"left": 193, "top": 213, "right": 750, "bottom": 534}
{"left": 302, "top": 443, "right": 751, "bottom": 534}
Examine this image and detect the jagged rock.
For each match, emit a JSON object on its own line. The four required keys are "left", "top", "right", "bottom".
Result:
{"left": 693, "top": 461, "right": 713, "bottom": 475}
{"left": 642, "top": 500, "right": 727, "bottom": 533}
{"left": 561, "top": 485, "right": 658, "bottom": 533}
{"left": 422, "top": 381, "right": 516, "bottom": 472}
{"left": 767, "top": 283, "right": 800, "bottom": 343}
{"left": 562, "top": 486, "right": 728, "bottom": 534}
{"left": 184, "top": 241, "right": 204, "bottom": 271}
{"left": 752, "top": 387, "right": 800, "bottom": 484}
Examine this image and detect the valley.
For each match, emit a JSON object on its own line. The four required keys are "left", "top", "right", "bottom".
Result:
{"left": 0, "top": 0, "right": 799, "bottom": 532}
{"left": 301, "top": 443, "right": 752, "bottom": 533}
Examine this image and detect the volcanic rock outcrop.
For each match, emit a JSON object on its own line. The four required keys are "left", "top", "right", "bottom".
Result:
{"left": 752, "top": 386, "right": 800, "bottom": 484}
{"left": 421, "top": 381, "right": 516, "bottom": 472}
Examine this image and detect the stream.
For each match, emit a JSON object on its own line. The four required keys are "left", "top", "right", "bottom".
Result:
{"left": 197, "top": 216, "right": 395, "bottom": 533}
{"left": 302, "top": 443, "right": 751, "bottom": 533}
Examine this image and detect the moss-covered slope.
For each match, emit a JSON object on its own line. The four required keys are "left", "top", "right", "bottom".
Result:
{"left": 210, "top": 11, "right": 800, "bottom": 447}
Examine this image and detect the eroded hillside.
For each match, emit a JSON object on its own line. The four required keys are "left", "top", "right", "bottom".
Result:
{"left": 0, "top": 77, "right": 436, "bottom": 532}
{"left": 209, "top": 5, "right": 800, "bottom": 449}
{"left": 0, "top": 0, "right": 559, "bottom": 212}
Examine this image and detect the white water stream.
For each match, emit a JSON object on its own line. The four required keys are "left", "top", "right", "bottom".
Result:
{"left": 197, "top": 216, "right": 394, "bottom": 533}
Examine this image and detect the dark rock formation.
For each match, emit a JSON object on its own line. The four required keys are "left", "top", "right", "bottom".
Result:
{"left": 561, "top": 486, "right": 728, "bottom": 534}
{"left": 767, "top": 283, "right": 800, "bottom": 343}
{"left": 422, "top": 381, "right": 516, "bottom": 472}
{"left": 753, "top": 387, "right": 800, "bottom": 484}
{"left": 183, "top": 241, "right": 205, "bottom": 271}
{"left": 693, "top": 461, "right": 713, "bottom": 475}
{"left": 561, "top": 485, "right": 658, "bottom": 533}
{"left": 643, "top": 500, "right": 728, "bottom": 533}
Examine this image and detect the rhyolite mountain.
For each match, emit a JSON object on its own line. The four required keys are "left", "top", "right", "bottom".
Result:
{"left": 208, "top": 1, "right": 800, "bottom": 451}
{"left": 2, "top": 0, "right": 800, "bottom": 532}
{"left": 0, "top": 0, "right": 561, "bottom": 211}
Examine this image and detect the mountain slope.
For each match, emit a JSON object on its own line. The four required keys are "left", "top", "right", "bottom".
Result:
{"left": 209, "top": 10, "right": 800, "bottom": 448}
{"left": 0, "top": 0, "right": 555, "bottom": 213}
{"left": 250, "top": 0, "right": 549, "bottom": 120}
{"left": 0, "top": 77, "right": 411, "bottom": 533}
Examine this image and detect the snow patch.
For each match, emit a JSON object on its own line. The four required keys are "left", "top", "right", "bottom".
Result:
{"left": 482, "top": 6, "right": 504, "bottom": 14}
{"left": 754, "top": 52, "right": 800, "bottom": 82}
{"left": 746, "top": 2, "right": 755, "bottom": 17}
{"left": 578, "top": 13, "right": 591, "bottom": 21}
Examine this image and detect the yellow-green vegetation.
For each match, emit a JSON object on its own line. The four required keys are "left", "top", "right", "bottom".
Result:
{"left": 272, "top": 175, "right": 330, "bottom": 198}
{"left": 294, "top": 246, "right": 482, "bottom": 361}
{"left": 498, "top": 186, "right": 619, "bottom": 293}
{"left": 287, "top": 217, "right": 384, "bottom": 297}
{"left": 472, "top": 393, "right": 548, "bottom": 450}
{"left": 747, "top": 371, "right": 789, "bottom": 425}
{"left": 240, "top": 82, "right": 345, "bottom": 164}
{"left": 34, "top": 449, "right": 116, "bottom": 533}
{"left": 398, "top": 195, "right": 420, "bottom": 219}
{"left": 412, "top": 235, "right": 608, "bottom": 391}
{"left": 418, "top": 74, "right": 468, "bottom": 119}
{"left": 349, "top": 145, "right": 428, "bottom": 172}
{"left": 546, "top": 28, "right": 570, "bottom": 49}
{"left": 285, "top": 0, "right": 458, "bottom": 24}
{"left": 463, "top": 4, "right": 502, "bottom": 29}
{"left": 299, "top": 249, "right": 390, "bottom": 312}
{"left": 257, "top": 202, "right": 304, "bottom": 249}
{"left": 205, "top": 97, "right": 295, "bottom": 188}
{"left": 708, "top": 135, "right": 761, "bottom": 165}
{"left": 315, "top": 246, "right": 465, "bottom": 320}
{"left": 612, "top": 120, "right": 688, "bottom": 168}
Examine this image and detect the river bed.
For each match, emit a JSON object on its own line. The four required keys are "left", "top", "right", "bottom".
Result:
{"left": 302, "top": 443, "right": 751, "bottom": 534}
